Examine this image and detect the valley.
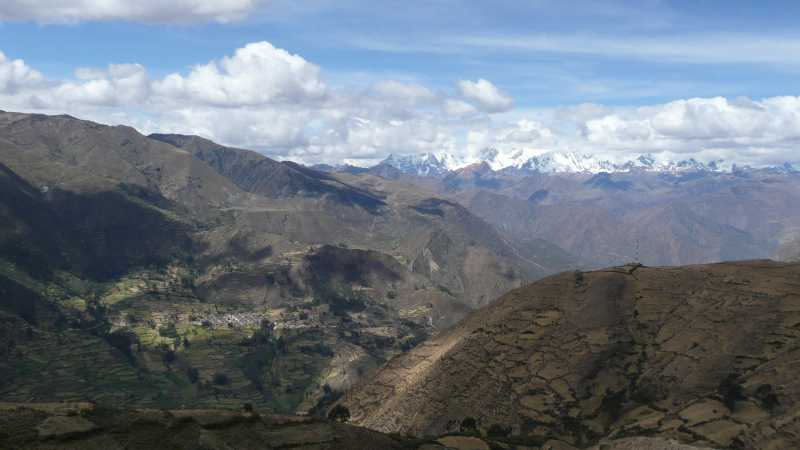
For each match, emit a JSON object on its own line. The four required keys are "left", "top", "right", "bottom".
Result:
{"left": 2, "top": 110, "right": 800, "bottom": 449}
{"left": 0, "top": 111, "right": 566, "bottom": 415}
{"left": 4, "top": 3, "right": 800, "bottom": 448}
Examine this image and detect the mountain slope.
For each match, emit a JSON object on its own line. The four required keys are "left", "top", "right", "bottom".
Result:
{"left": 0, "top": 111, "right": 246, "bottom": 216}
{"left": 339, "top": 260, "right": 800, "bottom": 449}
{"left": 149, "top": 133, "right": 386, "bottom": 211}
{"left": 0, "top": 110, "right": 576, "bottom": 415}
{"left": 0, "top": 160, "right": 193, "bottom": 280}
{"left": 451, "top": 170, "right": 800, "bottom": 268}
{"left": 0, "top": 403, "right": 709, "bottom": 450}
{"left": 0, "top": 403, "right": 414, "bottom": 450}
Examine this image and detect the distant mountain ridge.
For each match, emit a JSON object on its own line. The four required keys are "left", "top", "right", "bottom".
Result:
{"left": 363, "top": 149, "right": 797, "bottom": 177}
{"left": 379, "top": 153, "right": 452, "bottom": 177}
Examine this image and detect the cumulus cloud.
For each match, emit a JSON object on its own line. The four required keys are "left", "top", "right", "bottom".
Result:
{"left": 153, "top": 42, "right": 326, "bottom": 107}
{"left": 155, "top": 107, "right": 312, "bottom": 150}
{"left": 0, "top": 0, "right": 260, "bottom": 24}
{"left": 443, "top": 99, "right": 478, "bottom": 117}
{"left": 369, "top": 80, "right": 435, "bottom": 105}
{"left": 54, "top": 64, "right": 149, "bottom": 106}
{"left": 457, "top": 78, "right": 514, "bottom": 113}
{"left": 0, "top": 51, "right": 44, "bottom": 93}
{"left": 3, "top": 41, "right": 800, "bottom": 167}
{"left": 583, "top": 96, "right": 800, "bottom": 164}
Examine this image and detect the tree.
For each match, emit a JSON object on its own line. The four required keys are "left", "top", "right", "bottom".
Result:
{"left": 162, "top": 349, "right": 177, "bottom": 367}
{"left": 106, "top": 330, "right": 138, "bottom": 360}
{"left": 212, "top": 372, "right": 230, "bottom": 386}
{"left": 186, "top": 367, "right": 199, "bottom": 384}
{"left": 328, "top": 405, "right": 350, "bottom": 423}
{"left": 487, "top": 424, "right": 512, "bottom": 438}
{"left": 460, "top": 417, "right": 477, "bottom": 433}
{"left": 719, "top": 374, "right": 745, "bottom": 410}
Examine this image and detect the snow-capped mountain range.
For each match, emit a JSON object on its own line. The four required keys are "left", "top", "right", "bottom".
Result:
{"left": 379, "top": 153, "right": 452, "bottom": 177}
{"left": 372, "top": 149, "right": 797, "bottom": 177}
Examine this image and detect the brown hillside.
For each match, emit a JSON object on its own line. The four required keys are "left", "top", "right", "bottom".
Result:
{"left": 339, "top": 260, "right": 800, "bottom": 449}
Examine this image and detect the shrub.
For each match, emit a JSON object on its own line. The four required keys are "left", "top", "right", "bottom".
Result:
{"left": 719, "top": 374, "right": 745, "bottom": 409}
{"left": 460, "top": 417, "right": 477, "bottom": 433}
{"left": 756, "top": 384, "right": 780, "bottom": 410}
{"left": 574, "top": 270, "right": 584, "bottom": 286}
{"left": 212, "top": 372, "right": 230, "bottom": 386}
{"left": 397, "top": 335, "right": 422, "bottom": 352}
{"left": 328, "top": 405, "right": 350, "bottom": 422}
{"left": 162, "top": 349, "right": 177, "bottom": 366}
{"left": 487, "top": 424, "right": 512, "bottom": 438}
{"left": 106, "top": 330, "right": 137, "bottom": 359}
{"left": 186, "top": 367, "right": 199, "bottom": 384}
{"left": 158, "top": 323, "right": 178, "bottom": 338}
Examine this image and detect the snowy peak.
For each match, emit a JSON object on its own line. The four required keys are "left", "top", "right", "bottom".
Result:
{"left": 510, "top": 152, "right": 728, "bottom": 174}
{"left": 379, "top": 152, "right": 453, "bottom": 177}
{"left": 518, "top": 152, "right": 616, "bottom": 174}
{"left": 374, "top": 149, "right": 796, "bottom": 176}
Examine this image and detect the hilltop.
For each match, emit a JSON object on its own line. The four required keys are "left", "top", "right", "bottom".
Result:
{"left": 339, "top": 260, "right": 800, "bottom": 449}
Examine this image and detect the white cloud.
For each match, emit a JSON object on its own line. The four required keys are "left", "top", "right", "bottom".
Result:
{"left": 443, "top": 99, "right": 478, "bottom": 117}
{"left": 2, "top": 42, "right": 800, "bottom": 168}
{"left": 54, "top": 64, "right": 149, "bottom": 106}
{"left": 347, "top": 31, "right": 800, "bottom": 70}
{"left": 457, "top": 78, "right": 513, "bottom": 113}
{"left": 343, "top": 117, "right": 454, "bottom": 157}
{"left": 0, "top": 51, "right": 44, "bottom": 93}
{"left": 369, "top": 80, "right": 435, "bottom": 105}
{"left": 582, "top": 96, "right": 800, "bottom": 164}
{"left": 152, "top": 42, "right": 326, "bottom": 107}
{"left": 500, "top": 120, "right": 555, "bottom": 145}
{"left": 0, "top": 0, "right": 260, "bottom": 24}
{"left": 444, "top": 33, "right": 800, "bottom": 67}
{"left": 555, "top": 103, "right": 611, "bottom": 124}
{"left": 461, "top": 120, "right": 558, "bottom": 165}
{"left": 154, "top": 107, "right": 312, "bottom": 150}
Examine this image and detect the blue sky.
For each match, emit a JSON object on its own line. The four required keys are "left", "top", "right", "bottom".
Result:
{"left": 4, "top": 0, "right": 800, "bottom": 105}
{"left": 1, "top": 0, "right": 799, "bottom": 166}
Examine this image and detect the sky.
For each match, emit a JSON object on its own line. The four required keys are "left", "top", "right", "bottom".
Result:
{"left": 1, "top": 0, "right": 799, "bottom": 167}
